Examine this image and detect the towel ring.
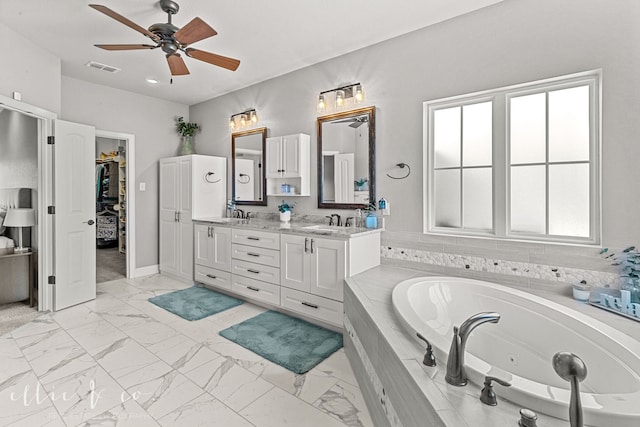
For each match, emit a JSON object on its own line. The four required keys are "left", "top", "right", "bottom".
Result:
{"left": 237, "top": 173, "right": 251, "bottom": 184}
{"left": 204, "top": 172, "right": 221, "bottom": 184}
{"left": 386, "top": 163, "right": 411, "bottom": 180}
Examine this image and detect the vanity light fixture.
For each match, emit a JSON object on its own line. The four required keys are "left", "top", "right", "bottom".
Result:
{"left": 229, "top": 108, "right": 259, "bottom": 132}
{"left": 317, "top": 83, "right": 365, "bottom": 113}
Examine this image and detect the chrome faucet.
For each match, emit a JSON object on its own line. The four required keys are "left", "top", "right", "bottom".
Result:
{"left": 552, "top": 352, "right": 587, "bottom": 427}
{"left": 330, "top": 213, "right": 342, "bottom": 226}
{"left": 445, "top": 312, "right": 500, "bottom": 386}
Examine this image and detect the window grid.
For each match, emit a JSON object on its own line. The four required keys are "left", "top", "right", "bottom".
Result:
{"left": 425, "top": 71, "right": 600, "bottom": 245}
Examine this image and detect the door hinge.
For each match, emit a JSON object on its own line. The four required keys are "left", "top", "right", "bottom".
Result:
{"left": 47, "top": 136, "right": 55, "bottom": 145}
{"left": 48, "top": 275, "right": 56, "bottom": 285}
{"left": 47, "top": 206, "right": 55, "bottom": 214}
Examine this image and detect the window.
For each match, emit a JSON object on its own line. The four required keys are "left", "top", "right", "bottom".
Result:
{"left": 424, "top": 71, "right": 600, "bottom": 244}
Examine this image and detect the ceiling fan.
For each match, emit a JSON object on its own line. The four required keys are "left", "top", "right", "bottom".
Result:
{"left": 89, "top": 0, "right": 240, "bottom": 77}
{"left": 332, "top": 116, "right": 369, "bottom": 128}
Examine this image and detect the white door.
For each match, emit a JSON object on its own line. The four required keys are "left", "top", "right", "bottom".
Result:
{"left": 53, "top": 120, "right": 96, "bottom": 310}
{"left": 310, "top": 237, "right": 346, "bottom": 301}
{"left": 334, "top": 153, "right": 355, "bottom": 203}
{"left": 265, "top": 137, "right": 282, "bottom": 177}
{"left": 159, "top": 159, "right": 178, "bottom": 275}
{"left": 282, "top": 134, "right": 300, "bottom": 177}
{"left": 280, "top": 234, "right": 310, "bottom": 292}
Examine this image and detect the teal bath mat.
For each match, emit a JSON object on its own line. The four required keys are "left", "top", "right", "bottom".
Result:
{"left": 219, "top": 310, "right": 343, "bottom": 374}
{"left": 149, "top": 286, "right": 243, "bottom": 321}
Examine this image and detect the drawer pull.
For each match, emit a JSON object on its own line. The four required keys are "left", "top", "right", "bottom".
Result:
{"left": 247, "top": 269, "right": 260, "bottom": 274}
{"left": 302, "top": 301, "right": 319, "bottom": 309}
{"left": 246, "top": 252, "right": 260, "bottom": 257}
{"left": 247, "top": 286, "right": 260, "bottom": 292}
{"left": 247, "top": 236, "right": 261, "bottom": 241}
{"left": 205, "top": 274, "right": 217, "bottom": 279}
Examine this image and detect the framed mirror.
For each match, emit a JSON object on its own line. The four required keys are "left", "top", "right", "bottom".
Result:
{"left": 317, "top": 106, "right": 375, "bottom": 209}
{"left": 232, "top": 127, "right": 267, "bottom": 206}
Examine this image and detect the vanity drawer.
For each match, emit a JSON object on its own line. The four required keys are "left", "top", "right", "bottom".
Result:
{"left": 231, "top": 275, "right": 280, "bottom": 306}
{"left": 195, "top": 265, "right": 232, "bottom": 290}
{"left": 231, "top": 259, "right": 280, "bottom": 285}
{"left": 232, "top": 244, "right": 280, "bottom": 268}
{"left": 280, "top": 287, "right": 343, "bottom": 327}
{"left": 231, "top": 228, "right": 280, "bottom": 250}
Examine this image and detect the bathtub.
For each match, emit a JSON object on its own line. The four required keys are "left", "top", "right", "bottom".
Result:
{"left": 392, "top": 276, "right": 640, "bottom": 427}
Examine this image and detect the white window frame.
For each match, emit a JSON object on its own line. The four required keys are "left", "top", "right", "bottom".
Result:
{"left": 423, "top": 70, "right": 601, "bottom": 245}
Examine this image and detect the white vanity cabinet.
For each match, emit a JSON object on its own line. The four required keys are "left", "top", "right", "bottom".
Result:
{"left": 280, "top": 232, "right": 379, "bottom": 327}
{"left": 230, "top": 228, "right": 282, "bottom": 305}
{"left": 194, "top": 224, "right": 232, "bottom": 290}
{"left": 266, "top": 133, "right": 310, "bottom": 196}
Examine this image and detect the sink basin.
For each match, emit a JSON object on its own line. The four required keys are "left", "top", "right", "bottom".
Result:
{"left": 302, "top": 225, "right": 339, "bottom": 233}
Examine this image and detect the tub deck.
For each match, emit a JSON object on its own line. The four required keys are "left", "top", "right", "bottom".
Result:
{"left": 343, "top": 264, "right": 639, "bottom": 427}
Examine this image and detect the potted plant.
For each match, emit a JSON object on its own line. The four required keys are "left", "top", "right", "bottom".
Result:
{"left": 354, "top": 178, "right": 368, "bottom": 191}
{"left": 278, "top": 200, "right": 294, "bottom": 223}
{"left": 175, "top": 116, "right": 200, "bottom": 155}
{"left": 601, "top": 246, "right": 640, "bottom": 303}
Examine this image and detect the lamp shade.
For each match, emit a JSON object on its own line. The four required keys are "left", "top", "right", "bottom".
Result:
{"left": 4, "top": 208, "right": 35, "bottom": 227}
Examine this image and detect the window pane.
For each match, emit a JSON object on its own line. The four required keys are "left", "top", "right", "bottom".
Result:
{"left": 510, "top": 93, "right": 546, "bottom": 164}
{"left": 434, "top": 169, "right": 460, "bottom": 228}
{"left": 433, "top": 107, "right": 460, "bottom": 168}
{"left": 463, "top": 168, "right": 492, "bottom": 230}
{"left": 463, "top": 102, "right": 493, "bottom": 167}
{"left": 549, "top": 164, "right": 590, "bottom": 237}
{"left": 549, "top": 85, "right": 590, "bottom": 162}
{"left": 511, "top": 165, "right": 546, "bottom": 233}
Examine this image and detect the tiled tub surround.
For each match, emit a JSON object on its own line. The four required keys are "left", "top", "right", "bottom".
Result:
{"left": 1, "top": 275, "right": 374, "bottom": 427}
{"left": 380, "top": 231, "right": 622, "bottom": 294}
{"left": 343, "top": 265, "right": 640, "bottom": 427}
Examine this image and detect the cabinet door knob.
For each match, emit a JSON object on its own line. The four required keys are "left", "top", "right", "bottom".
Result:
{"left": 83, "top": 219, "right": 95, "bottom": 225}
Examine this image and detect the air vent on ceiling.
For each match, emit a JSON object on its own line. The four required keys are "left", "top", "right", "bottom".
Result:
{"left": 85, "top": 61, "right": 121, "bottom": 73}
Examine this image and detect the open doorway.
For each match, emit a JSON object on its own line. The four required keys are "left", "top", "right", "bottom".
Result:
{"left": 95, "top": 130, "right": 135, "bottom": 283}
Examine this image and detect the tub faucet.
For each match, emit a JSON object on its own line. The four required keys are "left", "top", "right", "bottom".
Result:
{"left": 552, "top": 352, "right": 587, "bottom": 427}
{"left": 445, "top": 312, "right": 501, "bottom": 386}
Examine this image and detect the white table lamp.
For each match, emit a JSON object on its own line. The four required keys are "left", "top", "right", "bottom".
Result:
{"left": 4, "top": 208, "right": 35, "bottom": 253}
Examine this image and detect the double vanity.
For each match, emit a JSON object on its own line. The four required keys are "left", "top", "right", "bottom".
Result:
{"left": 192, "top": 216, "right": 381, "bottom": 328}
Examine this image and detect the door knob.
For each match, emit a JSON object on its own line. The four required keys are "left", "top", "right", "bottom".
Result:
{"left": 84, "top": 219, "right": 95, "bottom": 225}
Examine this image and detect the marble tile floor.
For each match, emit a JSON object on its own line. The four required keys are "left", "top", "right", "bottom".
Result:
{"left": 0, "top": 274, "right": 373, "bottom": 427}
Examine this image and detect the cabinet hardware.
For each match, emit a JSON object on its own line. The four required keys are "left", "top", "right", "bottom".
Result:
{"left": 302, "top": 302, "right": 319, "bottom": 309}
{"left": 310, "top": 238, "right": 315, "bottom": 254}
{"left": 174, "top": 211, "right": 178, "bottom": 222}
{"left": 247, "top": 252, "right": 260, "bottom": 257}
{"left": 206, "top": 274, "right": 217, "bottom": 279}
{"left": 177, "top": 211, "right": 181, "bottom": 221}
{"left": 247, "top": 236, "right": 260, "bottom": 241}
{"left": 247, "top": 269, "right": 260, "bottom": 274}
{"left": 207, "top": 227, "right": 211, "bottom": 238}
{"left": 247, "top": 286, "right": 260, "bottom": 292}
{"left": 304, "top": 238, "right": 309, "bottom": 253}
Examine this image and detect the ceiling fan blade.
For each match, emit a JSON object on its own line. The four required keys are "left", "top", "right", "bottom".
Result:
{"left": 167, "top": 54, "right": 190, "bottom": 76}
{"left": 185, "top": 48, "right": 240, "bottom": 71}
{"left": 89, "top": 4, "right": 159, "bottom": 42}
{"left": 95, "top": 44, "right": 157, "bottom": 51}
{"left": 174, "top": 17, "right": 217, "bottom": 46}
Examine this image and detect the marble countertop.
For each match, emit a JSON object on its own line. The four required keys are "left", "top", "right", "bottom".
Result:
{"left": 193, "top": 216, "right": 383, "bottom": 238}
{"left": 345, "top": 264, "right": 640, "bottom": 427}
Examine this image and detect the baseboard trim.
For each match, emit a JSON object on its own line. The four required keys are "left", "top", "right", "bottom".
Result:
{"left": 132, "top": 264, "right": 159, "bottom": 278}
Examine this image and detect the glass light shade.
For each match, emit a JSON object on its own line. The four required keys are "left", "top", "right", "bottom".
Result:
{"left": 354, "top": 85, "right": 364, "bottom": 103}
{"left": 240, "top": 114, "right": 247, "bottom": 127}
{"left": 249, "top": 110, "right": 258, "bottom": 124}
{"left": 229, "top": 117, "right": 236, "bottom": 131}
{"left": 317, "top": 94, "right": 326, "bottom": 112}
{"left": 335, "top": 90, "right": 345, "bottom": 108}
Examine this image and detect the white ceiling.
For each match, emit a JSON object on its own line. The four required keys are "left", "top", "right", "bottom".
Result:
{"left": 0, "top": 0, "right": 502, "bottom": 106}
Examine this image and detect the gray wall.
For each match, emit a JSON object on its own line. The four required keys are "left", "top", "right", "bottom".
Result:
{"left": 0, "top": 23, "right": 61, "bottom": 114}
{"left": 190, "top": 0, "right": 640, "bottom": 249}
{"left": 0, "top": 109, "right": 38, "bottom": 189}
{"left": 61, "top": 77, "right": 189, "bottom": 268}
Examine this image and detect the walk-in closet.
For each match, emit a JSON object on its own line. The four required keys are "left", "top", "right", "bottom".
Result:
{"left": 95, "top": 137, "right": 126, "bottom": 283}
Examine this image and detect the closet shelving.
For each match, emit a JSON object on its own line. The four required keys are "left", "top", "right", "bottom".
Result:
{"left": 96, "top": 153, "right": 126, "bottom": 254}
